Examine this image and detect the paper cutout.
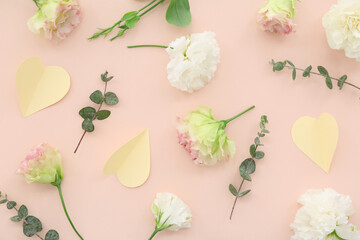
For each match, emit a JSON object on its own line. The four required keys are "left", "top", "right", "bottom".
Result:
{"left": 291, "top": 113, "right": 338, "bottom": 173}
{"left": 16, "top": 57, "right": 71, "bottom": 117}
{"left": 104, "top": 129, "right": 151, "bottom": 188}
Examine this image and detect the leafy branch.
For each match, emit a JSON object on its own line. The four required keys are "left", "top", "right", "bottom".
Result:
{"left": 0, "top": 192, "right": 59, "bottom": 240}
{"left": 270, "top": 59, "right": 360, "bottom": 91}
{"left": 229, "top": 116, "right": 269, "bottom": 220}
{"left": 89, "top": 0, "right": 191, "bottom": 41}
{"left": 74, "top": 71, "right": 119, "bottom": 153}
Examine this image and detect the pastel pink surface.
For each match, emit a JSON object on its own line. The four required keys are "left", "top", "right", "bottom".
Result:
{"left": 1, "top": 0, "right": 360, "bottom": 239}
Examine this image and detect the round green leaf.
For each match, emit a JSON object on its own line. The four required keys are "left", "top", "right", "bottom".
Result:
{"left": 45, "top": 230, "right": 59, "bottom": 240}
{"left": 7, "top": 201, "right": 16, "bottom": 209}
{"left": 23, "top": 216, "right": 42, "bottom": 237}
{"left": 104, "top": 92, "right": 119, "bottom": 105}
{"left": 18, "top": 205, "right": 28, "bottom": 219}
{"left": 318, "top": 66, "right": 329, "bottom": 77}
{"left": 90, "top": 90, "right": 104, "bottom": 104}
{"left": 0, "top": 199, "right": 8, "bottom": 204}
{"left": 255, "top": 151, "right": 265, "bottom": 159}
{"left": 96, "top": 110, "right": 111, "bottom": 120}
{"left": 239, "top": 158, "right": 256, "bottom": 181}
{"left": 79, "top": 107, "right": 96, "bottom": 119}
{"left": 10, "top": 216, "right": 22, "bottom": 222}
{"left": 166, "top": 0, "right": 192, "bottom": 27}
{"left": 82, "top": 119, "right": 94, "bottom": 132}
{"left": 249, "top": 144, "right": 256, "bottom": 158}
{"left": 229, "top": 184, "right": 238, "bottom": 197}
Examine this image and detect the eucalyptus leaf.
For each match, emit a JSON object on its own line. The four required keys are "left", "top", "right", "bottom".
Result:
{"left": 96, "top": 110, "right": 111, "bottom": 120}
{"left": 166, "top": 0, "right": 192, "bottom": 27}
{"left": 0, "top": 199, "right": 7, "bottom": 204}
{"left": 82, "top": 119, "right": 94, "bottom": 132}
{"left": 23, "top": 216, "right": 42, "bottom": 237}
{"left": 10, "top": 216, "right": 22, "bottom": 222}
{"left": 229, "top": 184, "right": 238, "bottom": 197}
{"left": 292, "top": 69, "right": 296, "bottom": 80}
{"left": 104, "top": 92, "right": 119, "bottom": 105}
{"left": 338, "top": 75, "right": 347, "bottom": 90}
{"left": 303, "top": 65, "right": 312, "bottom": 77}
{"left": 273, "top": 62, "right": 285, "bottom": 71}
{"left": 240, "top": 158, "right": 256, "bottom": 181}
{"left": 101, "top": 71, "right": 113, "bottom": 82}
{"left": 79, "top": 107, "right": 96, "bottom": 119}
{"left": 255, "top": 151, "right": 265, "bottom": 159}
{"left": 258, "top": 132, "right": 265, "bottom": 137}
{"left": 286, "top": 60, "right": 294, "bottom": 67}
{"left": 318, "top": 66, "right": 329, "bottom": 77}
{"left": 326, "top": 76, "right": 333, "bottom": 89}
{"left": 261, "top": 115, "right": 268, "bottom": 124}
{"left": 7, "top": 201, "right": 16, "bottom": 209}
{"left": 249, "top": 144, "right": 256, "bottom": 158}
{"left": 254, "top": 137, "right": 261, "bottom": 145}
{"left": 45, "top": 230, "right": 60, "bottom": 240}
{"left": 18, "top": 205, "right": 28, "bottom": 219}
{"left": 90, "top": 90, "right": 103, "bottom": 104}
{"left": 238, "top": 189, "right": 251, "bottom": 197}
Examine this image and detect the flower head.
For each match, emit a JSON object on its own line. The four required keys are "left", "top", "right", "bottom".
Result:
{"left": 258, "top": 0, "right": 297, "bottom": 34}
{"left": 177, "top": 106, "right": 236, "bottom": 166}
{"left": 291, "top": 189, "right": 355, "bottom": 240}
{"left": 18, "top": 143, "right": 64, "bottom": 184}
{"left": 28, "top": 0, "right": 81, "bottom": 41}
{"left": 166, "top": 32, "right": 220, "bottom": 93}
{"left": 152, "top": 192, "right": 192, "bottom": 231}
{"left": 323, "top": 0, "right": 360, "bottom": 61}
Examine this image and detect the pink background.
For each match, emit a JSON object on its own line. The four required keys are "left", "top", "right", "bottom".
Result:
{"left": 1, "top": 0, "right": 360, "bottom": 239}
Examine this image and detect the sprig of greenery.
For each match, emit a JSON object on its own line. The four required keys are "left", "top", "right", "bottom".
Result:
{"left": 270, "top": 59, "right": 360, "bottom": 91}
{"left": 89, "top": 0, "right": 191, "bottom": 41}
{"left": 0, "top": 192, "right": 59, "bottom": 240}
{"left": 229, "top": 116, "right": 269, "bottom": 220}
{"left": 74, "top": 71, "right": 119, "bottom": 153}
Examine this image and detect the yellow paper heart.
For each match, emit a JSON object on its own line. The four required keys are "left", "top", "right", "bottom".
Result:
{"left": 104, "top": 129, "right": 151, "bottom": 188}
{"left": 291, "top": 113, "right": 338, "bottom": 173}
{"left": 16, "top": 57, "right": 71, "bottom": 117}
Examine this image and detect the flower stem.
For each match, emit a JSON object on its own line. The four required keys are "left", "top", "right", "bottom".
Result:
{"left": 32, "top": 0, "right": 40, "bottom": 8}
{"left": 139, "top": 0, "right": 165, "bottom": 17}
{"left": 127, "top": 45, "right": 169, "bottom": 49}
{"left": 56, "top": 185, "right": 84, "bottom": 240}
{"left": 148, "top": 228, "right": 160, "bottom": 240}
{"left": 224, "top": 106, "right": 255, "bottom": 124}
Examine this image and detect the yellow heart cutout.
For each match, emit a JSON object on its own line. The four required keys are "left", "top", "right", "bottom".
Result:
{"left": 104, "top": 129, "right": 151, "bottom": 188}
{"left": 291, "top": 113, "right": 338, "bottom": 173}
{"left": 16, "top": 57, "right": 71, "bottom": 117}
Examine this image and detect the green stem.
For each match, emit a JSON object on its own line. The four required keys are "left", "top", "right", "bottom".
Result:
{"left": 139, "top": 0, "right": 165, "bottom": 17}
{"left": 138, "top": 0, "right": 157, "bottom": 13}
{"left": 223, "top": 106, "right": 255, "bottom": 124}
{"left": 32, "top": 0, "right": 40, "bottom": 8}
{"left": 127, "top": 45, "right": 169, "bottom": 49}
{"left": 56, "top": 185, "right": 84, "bottom": 240}
{"left": 148, "top": 228, "right": 160, "bottom": 240}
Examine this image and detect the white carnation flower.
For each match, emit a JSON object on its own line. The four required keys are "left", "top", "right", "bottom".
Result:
{"left": 291, "top": 189, "right": 355, "bottom": 240}
{"left": 166, "top": 32, "right": 220, "bottom": 93}
{"left": 323, "top": 0, "right": 360, "bottom": 61}
{"left": 152, "top": 192, "right": 192, "bottom": 231}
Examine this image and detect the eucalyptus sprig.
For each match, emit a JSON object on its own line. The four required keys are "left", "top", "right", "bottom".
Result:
{"left": 0, "top": 192, "right": 59, "bottom": 240}
{"left": 270, "top": 59, "right": 360, "bottom": 92}
{"left": 229, "top": 116, "right": 269, "bottom": 220}
{"left": 74, "top": 71, "right": 119, "bottom": 153}
{"left": 89, "top": 0, "right": 191, "bottom": 41}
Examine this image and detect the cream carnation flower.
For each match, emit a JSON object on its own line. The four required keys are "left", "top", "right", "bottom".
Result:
{"left": 166, "top": 32, "right": 220, "bottom": 93}
{"left": 291, "top": 189, "right": 355, "bottom": 240}
{"left": 323, "top": 0, "right": 360, "bottom": 61}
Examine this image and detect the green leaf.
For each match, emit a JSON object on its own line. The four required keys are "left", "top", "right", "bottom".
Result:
{"left": 96, "top": 110, "right": 111, "bottom": 120}
{"left": 125, "top": 15, "right": 140, "bottom": 29}
{"left": 238, "top": 189, "right": 251, "bottom": 197}
{"left": 166, "top": 0, "right": 192, "bottom": 27}
{"left": 23, "top": 216, "right": 42, "bottom": 237}
{"left": 90, "top": 90, "right": 104, "bottom": 104}
{"left": 10, "top": 216, "right": 22, "bottom": 222}
{"left": 261, "top": 115, "right": 268, "bottom": 124}
{"left": 326, "top": 76, "right": 333, "bottom": 89}
{"left": 0, "top": 198, "right": 7, "bottom": 204}
{"left": 45, "top": 230, "right": 59, "bottom": 240}
{"left": 7, "top": 201, "right": 16, "bottom": 209}
{"left": 240, "top": 158, "right": 256, "bottom": 181}
{"left": 286, "top": 60, "right": 294, "bottom": 67}
{"left": 292, "top": 69, "right": 296, "bottom": 80}
{"left": 255, "top": 151, "right": 265, "bottom": 159}
{"left": 82, "top": 119, "right": 94, "bottom": 132}
{"left": 272, "top": 61, "right": 285, "bottom": 71}
{"left": 249, "top": 144, "right": 256, "bottom": 158}
{"left": 254, "top": 137, "right": 261, "bottom": 145}
{"left": 18, "top": 205, "right": 28, "bottom": 219}
{"left": 261, "top": 129, "right": 270, "bottom": 133}
{"left": 79, "top": 107, "right": 96, "bottom": 119}
{"left": 229, "top": 184, "right": 238, "bottom": 197}
{"left": 101, "top": 71, "right": 114, "bottom": 82}
{"left": 258, "top": 132, "right": 265, "bottom": 137}
{"left": 104, "top": 92, "right": 119, "bottom": 105}
{"left": 303, "top": 65, "right": 312, "bottom": 77}
{"left": 338, "top": 75, "right": 347, "bottom": 90}
{"left": 121, "top": 11, "right": 139, "bottom": 21}
{"left": 318, "top": 66, "right": 329, "bottom": 77}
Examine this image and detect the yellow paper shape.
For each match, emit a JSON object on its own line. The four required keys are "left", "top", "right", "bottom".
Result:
{"left": 291, "top": 113, "right": 338, "bottom": 173}
{"left": 16, "top": 57, "right": 71, "bottom": 117}
{"left": 104, "top": 129, "right": 151, "bottom": 188}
